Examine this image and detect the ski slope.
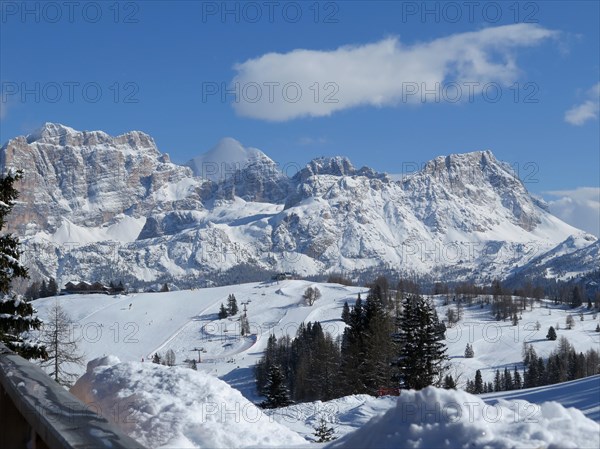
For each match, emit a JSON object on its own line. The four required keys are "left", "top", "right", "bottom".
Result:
{"left": 32, "top": 280, "right": 367, "bottom": 399}
{"left": 32, "top": 282, "right": 600, "bottom": 399}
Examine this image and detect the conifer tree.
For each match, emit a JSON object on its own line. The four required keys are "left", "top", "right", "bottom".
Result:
{"left": 464, "top": 343, "right": 474, "bottom": 358}
{"left": 513, "top": 366, "right": 522, "bottom": 389}
{"left": 474, "top": 369, "right": 484, "bottom": 394}
{"left": 0, "top": 170, "right": 46, "bottom": 359}
{"left": 546, "top": 326, "right": 557, "bottom": 340}
{"left": 397, "top": 295, "right": 448, "bottom": 389}
{"left": 218, "top": 303, "right": 228, "bottom": 319}
{"left": 313, "top": 417, "right": 336, "bottom": 443}
{"left": 341, "top": 301, "right": 350, "bottom": 324}
{"left": 261, "top": 364, "right": 291, "bottom": 409}
{"left": 227, "top": 294, "right": 238, "bottom": 315}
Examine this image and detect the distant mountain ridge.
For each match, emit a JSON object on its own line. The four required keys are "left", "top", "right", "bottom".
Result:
{"left": 1, "top": 123, "right": 597, "bottom": 289}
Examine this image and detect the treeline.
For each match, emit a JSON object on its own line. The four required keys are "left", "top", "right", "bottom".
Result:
{"left": 24, "top": 278, "right": 59, "bottom": 300}
{"left": 255, "top": 281, "right": 449, "bottom": 407}
{"left": 466, "top": 336, "right": 600, "bottom": 393}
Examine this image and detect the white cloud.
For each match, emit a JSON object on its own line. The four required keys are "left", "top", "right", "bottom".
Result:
{"left": 546, "top": 187, "right": 600, "bottom": 237}
{"left": 231, "top": 24, "right": 558, "bottom": 121}
{"left": 564, "top": 83, "right": 600, "bottom": 126}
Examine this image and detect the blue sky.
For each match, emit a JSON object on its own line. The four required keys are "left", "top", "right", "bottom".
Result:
{"left": 1, "top": 1, "right": 598, "bottom": 233}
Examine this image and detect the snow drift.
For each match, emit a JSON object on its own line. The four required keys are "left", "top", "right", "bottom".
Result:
{"left": 70, "top": 356, "right": 306, "bottom": 448}
{"left": 327, "top": 386, "right": 600, "bottom": 449}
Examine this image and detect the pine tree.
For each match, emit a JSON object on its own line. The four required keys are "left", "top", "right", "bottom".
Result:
{"left": 464, "top": 343, "right": 474, "bottom": 358}
{"left": 261, "top": 364, "right": 291, "bottom": 409}
{"left": 227, "top": 294, "right": 238, "bottom": 315}
{"left": 546, "top": 326, "right": 557, "bottom": 340}
{"left": 494, "top": 369, "right": 502, "bottom": 391}
{"left": 513, "top": 366, "right": 522, "bottom": 389}
{"left": 595, "top": 323, "right": 600, "bottom": 332}
{"left": 160, "top": 283, "right": 169, "bottom": 293}
{"left": 341, "top": 301, "right": 350, "bottom": 324}
{"left": 397, "top": 295, "right": 448, "bottom": 389}
{"left": 39, "top": 280, "right": 49, "bottom": 298}
{"left": 152, "top": 353, "right": 161, "bottom": 364}
{"left": 474, "top": 369, "right": 484, "bottom": 394}
{"left": 503, "top": 367, "right": 513, "bottom": 391}
{"left": 313, "top": 417, "right": 336, "bottom": 443}
{"left": 0, "top": 170, "right": 46, "bottom": 359}
{"left": 218, "top": 303, "right": 228, "bottom": 319}
{"left": 39, "top": 300, "right": 85, "bottom": 386}
{"left": 443, "top": 374, "right": 456, "bottom": 389}
{"left": 47, "top": 278, "right": 59, "bottom": 297}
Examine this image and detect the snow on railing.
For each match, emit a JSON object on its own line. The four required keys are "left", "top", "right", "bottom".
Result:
{"left": 0, "top": 342, "right": 144, "bottom": 449}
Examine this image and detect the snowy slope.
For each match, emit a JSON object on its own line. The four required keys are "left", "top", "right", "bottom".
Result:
{"left": 32, "top": 280, "right": 367, "bottom": 400}
{"left": 32, "top": 284, "right": 600, "bottom": 398}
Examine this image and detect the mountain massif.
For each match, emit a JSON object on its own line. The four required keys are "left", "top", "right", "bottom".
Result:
{"left": 1, "top": 123, "right": 597, "bottom": 289}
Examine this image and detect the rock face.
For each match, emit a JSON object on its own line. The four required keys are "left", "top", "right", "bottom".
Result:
{"left": 1, "top": 123, "right": 199, "bottom": 235}
{"left": 1, "top": 123, "right": 597, "bottom": 289}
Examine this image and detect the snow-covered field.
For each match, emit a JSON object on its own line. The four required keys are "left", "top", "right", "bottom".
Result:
{"left": 32, "top": 281, "right": 600, "bottom": 448}
{"left": 71, "top": 355, "right": 600, "bottom": 448}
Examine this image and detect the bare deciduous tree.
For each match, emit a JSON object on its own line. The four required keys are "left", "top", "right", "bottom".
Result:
{"left": 303, "top": 286, "right": 322, "bottom": 306}
{"left": 39, "top": 300, "right": 85, "bottom": 386}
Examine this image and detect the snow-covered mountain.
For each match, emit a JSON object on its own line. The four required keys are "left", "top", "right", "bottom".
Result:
{"left": 1, "top": 123, "right": 597, "bottom": 288}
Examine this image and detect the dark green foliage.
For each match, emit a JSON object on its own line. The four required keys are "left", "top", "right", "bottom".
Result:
{"left": 397, "top": 295, "right": 448, "bottom": 389}
{"left": 443, "top": 374, "right": 456, "bottom": 389}
{"left": 474, "top": 369, "right": 484, "bottom": 394}
{"left": 260, "top": 364, "right": 292, "bottom": 409}
{"left": 218, "top": 303, "right": 228, "bottom": 319}
{"left": 227, "top": 294, "right": 238, "bottom": 315}
{"left": 464, "top": 343, "right": 474, "bottom": 358}
{"left": 546, "top": 326, "right": 557, "bottom": 340}
{"left": 0, "top": 170, "right": 46, "bottom": 359}
{"left": 341, "top": 301, "right": 350, "bottom": 324}
{"left": 313, "top": 417, "right": 336, "bottom": 442}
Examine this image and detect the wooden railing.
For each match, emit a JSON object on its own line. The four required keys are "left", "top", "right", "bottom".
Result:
{"left": 0, "top": 343, "right": 144, "bottom": 448}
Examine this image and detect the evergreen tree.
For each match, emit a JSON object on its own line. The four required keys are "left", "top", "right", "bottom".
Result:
{"left": 0, "top": 170, "right": 46, "bottom": 359}
{"left": 313, "top": 417, "right": 336, "bottom": 443}
{"left": 227, "top": 294, "right": 238, "bottom": 315}
{"left": 464, "top": 343, "right": 474, "bottom": 358}
{"left": 39, "top": 280, "right": 49, "bottom": 298}
{"left": 546, "top": 326, "right": 557, "bottom": 340}
{"left": 503, "top": 367, "right": 513, "bottom": 391}
{"left": 341, "top": 301, "right": 350, "bottom": 324}
{"left": 494, "top": 369, "right": 502, "bottom": 391}
{"left": 47, "top": 278, "right": 59, "bottom": 297}
{"left": 443, "top": 374, "right": 456, "bottom": 389}
{"left": 474, "top": 369, "right": 484, "bottom": 394}
{"left": 571, "top": 286, "right": 582, "bottom": 308}
{"left": 152, "top": 353, "right": 161, "bottom": 364}
{"left": 596, "top": 323, "right": 600, "bottom": 332}
{"left": 397, "top": 295, "right": 448, "bottom": 389}
{"left": 261, "top": 364, "right": 291, "bottom": 408}
{"left": 160, "top": 283, "right": 169, "bottom": 292}
{"left": 218, "top": 303, "right": 228, "bottom": 319}
{"left": 39, "top": 300, "right": 85, "bottom": 386}
{"left": 513, "top": 366, "right": 522, "bottom": 389}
